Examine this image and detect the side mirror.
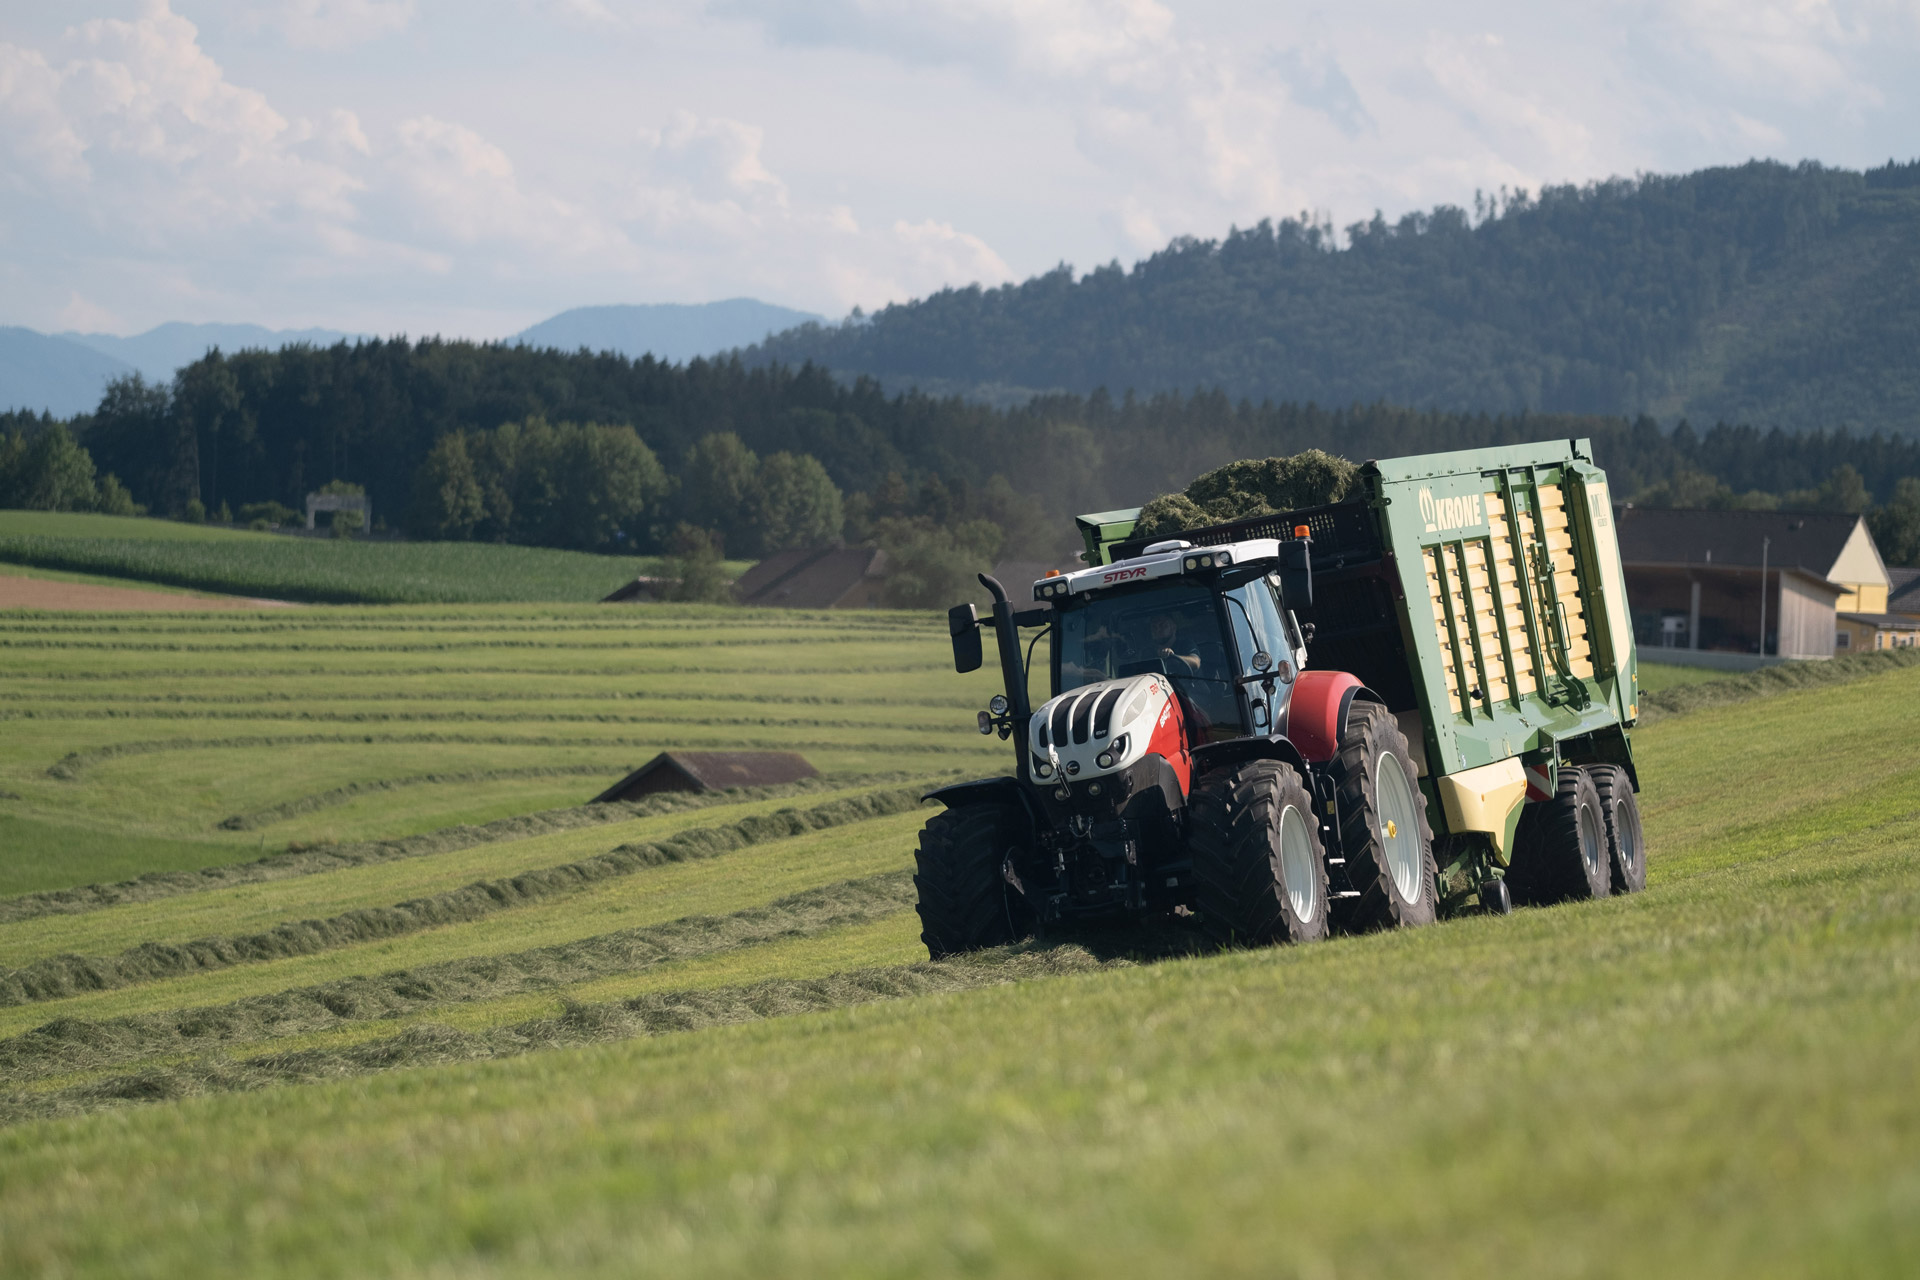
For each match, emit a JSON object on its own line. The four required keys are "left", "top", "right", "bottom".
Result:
{"left": 1279, "top": 540, "right": 1313, "bottom": 608}
{"left": 948, "top": 603, "right": 983, "bottom": 673}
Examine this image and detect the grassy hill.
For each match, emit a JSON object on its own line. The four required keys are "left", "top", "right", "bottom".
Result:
{"left": 0, "top": 604, "right": 1915, "bottom": 1275}
{"left": 751, "top": 160, "right": 1920, "bottom": 434}
{"left": 0, "top": 511, "right": 744, "bottom": 604}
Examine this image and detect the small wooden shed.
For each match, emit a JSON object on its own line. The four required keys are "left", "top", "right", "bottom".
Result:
{"left": 591, "top": 750, "right": 819, "bottom": 803}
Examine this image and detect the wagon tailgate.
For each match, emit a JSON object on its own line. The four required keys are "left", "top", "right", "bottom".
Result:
{"left": 1371, "top": 440, "right": 1636, "bottom": 779}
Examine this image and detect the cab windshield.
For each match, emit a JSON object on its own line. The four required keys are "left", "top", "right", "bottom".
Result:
{"left": 1056, "top": 581, "right": 1241, "bottom": 741}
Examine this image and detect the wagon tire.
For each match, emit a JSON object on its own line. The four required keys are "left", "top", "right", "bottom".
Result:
{"left": 1589, "top": 764, "right": 1647, "bottom": 894}
{"left": 1509, "top": 766, "right": 1610, "bottom": 904}
{"left": 1190, "top": 758, "right": 1330, "bottom": 947}
{"left": 1327, "top": 703, "right": 1437, "bottom": 930}
{"left": 914, "top": 803, "right": 1032, "bottom": 959}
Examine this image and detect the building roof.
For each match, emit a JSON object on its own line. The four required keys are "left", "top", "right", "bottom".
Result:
{"left": 1614, "top": 507, "right": 1877, "bottom": 578}
{"left": 1887, "top": 566, "right": 1920, "bottom": 615}
{"left": 732, "top": 546, "right": 885, "bottom": 608}
{"left": 591, "top": 750, "right": 819, "bottom": 803}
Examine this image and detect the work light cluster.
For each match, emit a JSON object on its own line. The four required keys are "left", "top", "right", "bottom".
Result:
{"left": 1184, "top": 551, "right": 1232, "bottom": 570}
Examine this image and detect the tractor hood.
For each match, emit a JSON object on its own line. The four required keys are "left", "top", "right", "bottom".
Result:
{"left": 1028, "top": 673, "right": 1182, "bottom": 785}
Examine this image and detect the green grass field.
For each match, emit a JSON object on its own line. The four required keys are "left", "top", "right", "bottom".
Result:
{"left": 0, "top": 510, "right": 748, "bottom": 603}
{"left": 0, "top": 599, "right": 1915, "bottom": 1277}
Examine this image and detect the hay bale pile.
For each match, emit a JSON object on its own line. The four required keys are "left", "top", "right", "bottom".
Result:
{"left": 1132, "top": 450, "right": 1359, "bottom": 542}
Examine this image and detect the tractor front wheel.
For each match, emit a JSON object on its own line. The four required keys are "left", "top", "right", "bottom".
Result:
{"left": 913, "top": 803, "right": 1031, "bottom": 959}
{"left": 1328, "top": 703, "right": 1438, "bottom": 930}
{"left": 1190, "top": 758, "right": 1330, "bottom": 947}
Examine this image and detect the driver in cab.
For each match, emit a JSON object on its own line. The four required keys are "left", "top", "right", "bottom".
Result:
{"left": 1150, "top": 612, "right": 1202, "bottom": 675}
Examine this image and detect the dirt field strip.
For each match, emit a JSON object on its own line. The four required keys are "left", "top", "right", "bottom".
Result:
{"left": 0, "top": 572, "right": 289, "bottom": 612}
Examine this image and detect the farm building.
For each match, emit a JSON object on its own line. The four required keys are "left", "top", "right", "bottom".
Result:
{"left": 1837, "top": 567, "right": 1920, "bottom": 651}
{"left": 732, "top": 547, "right": 888, "bottom": 608}
{"left": 592, "top": 750, "right": 819, "bottom": 802}
{"left": 1615, "top": 507, "right": 1892, "bottom": 660}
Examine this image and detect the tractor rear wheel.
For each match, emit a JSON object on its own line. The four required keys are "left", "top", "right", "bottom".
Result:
{"left": 913, "top": 803, "right": 1031, "bottom": 959}
{"left": 1328, "top": 703, "right": 1438, "bottom": 930}
{"left": 1590, "top": 764, "right": 1647, "bottom": 894}
{"left": 1190, "top": 758, "right": 1330, "bottom": 946}
{"left": 1510, "top": 765, "right": 1610, "bottom": 904}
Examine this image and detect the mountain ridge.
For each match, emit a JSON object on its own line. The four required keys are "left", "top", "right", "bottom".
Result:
{"left": 746, "top": 159, "right": 1920, "bottom": 435}
{"left": 511, "top": 299, "right": 824, "bottom": 363}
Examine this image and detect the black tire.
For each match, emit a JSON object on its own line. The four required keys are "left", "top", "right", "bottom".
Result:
{"left": 913, "top": 803, "right": 1031, "bottom": 958}
{"left": 1509, "top": 766, "right": 1610, "bottom": 904}
{"left": 1327, "top": 703, "right": 1437, "bottom": 930}
{"left": 1590, "top": 764, "right": 1647, "bottom": 894}
{"left": 1190, "top": 759, "right": 1331, "bottom": 947}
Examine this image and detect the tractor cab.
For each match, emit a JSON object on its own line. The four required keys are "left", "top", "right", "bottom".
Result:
{"left": 1038, "top": 536, "right": 1313, "bottom": 748}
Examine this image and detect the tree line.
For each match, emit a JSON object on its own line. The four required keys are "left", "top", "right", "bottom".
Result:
{"left": 12, "top": 344, "right": 1920, "bottom": 605}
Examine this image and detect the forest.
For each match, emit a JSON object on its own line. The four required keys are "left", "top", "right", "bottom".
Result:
{"left": 749, "top": 160, "right": 1920, "bottom": 435}
{"left": 8, "top": 340, "right": 1920, "bottom": 583}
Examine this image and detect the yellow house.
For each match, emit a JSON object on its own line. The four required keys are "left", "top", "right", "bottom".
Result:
{"left": 1841, "top": 566, "right": 1920, "bottom": 652}
{"left": 1826, "top": 518, "right": 1892, "bottom": 613}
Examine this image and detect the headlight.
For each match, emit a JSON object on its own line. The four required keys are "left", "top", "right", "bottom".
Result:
{"left": 989, "top": 694, "right": 1009, "bottom": 716}
{"left": 1088, "top": 781, "right": 1103, "bottom": 797}
{"left": 1096, "top": 751, "right": 1113, "bottom": 769}
{"left": 1035, "top": 760, "right": 1053, "bottom": 779}
{"left": 1185, "top": 558, "right": 1197, "bottom": 570}
{"left": 1054, "top": 785, "right": 1071, "bottom": 801}
{"left": 1216, "top": 551, "right": 1231, "bottom": 565}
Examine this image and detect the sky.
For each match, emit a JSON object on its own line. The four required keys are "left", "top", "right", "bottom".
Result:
{"left": 2, "top": 0, "right": 1916, "bottom": 339}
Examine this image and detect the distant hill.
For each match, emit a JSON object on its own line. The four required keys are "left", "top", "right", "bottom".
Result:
{"left": 513, "top": 300, "right": 824, "bottom": 363}
{"left": 63, "top": 322, "right": 362, "bottom": 384}
{"left": 749, "top": 160, "right": 1920, "bottom": 435}
{"left": 0, "top": 328, "right": 136, "bottom": 417}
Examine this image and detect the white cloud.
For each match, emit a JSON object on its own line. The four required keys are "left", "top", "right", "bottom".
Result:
{"left": 277, "top": 0, "right": 416, "bottom": 50}
{"left": 2, "top": 0, "right": 1918, "bottom": 336}
{"left": 55, "top": 290, "right": 123, "bottom": 332}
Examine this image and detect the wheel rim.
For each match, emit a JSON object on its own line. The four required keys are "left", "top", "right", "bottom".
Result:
{"left": 1376, "top": 750, "right": 1423, "bottom": 902}
{"left": 1578, "top": 799, "right": 1604, "bottom": 881}
{"left": 1613, "top": 798, "right": 1639, "bottom": 875}
{"left": 1277, "top": 803, "right": 1319, "bottom": 922}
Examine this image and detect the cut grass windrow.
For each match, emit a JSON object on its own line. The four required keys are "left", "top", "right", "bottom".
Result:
{"left": 1637, "top": 646, "right": 1920, "bottom": 721}
{"left": 0, "top": 943, "right": 1109, "bottom": 1127}
{"left": 0, "top": 871, "right": 920, "bottom": 1088}
{"left": 43, "top": 732, "right": 985, "bottom": 780}
{"left": 0, "top": 776, "right": 926, "bottom": 926}
{"left": 213, "top": 765, "right": 615, "bottom": 830}
{"left": 0, "top": 788, "right": 926, "bottom": 1006}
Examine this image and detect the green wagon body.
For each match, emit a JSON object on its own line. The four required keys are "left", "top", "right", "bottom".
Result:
{"left": 1080, "top": 438, "right": 1640, "bottom": 864}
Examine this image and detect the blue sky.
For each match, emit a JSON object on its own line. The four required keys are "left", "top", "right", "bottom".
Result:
{"left": 3, "top": 0, "right": 1915, "bottom": 338}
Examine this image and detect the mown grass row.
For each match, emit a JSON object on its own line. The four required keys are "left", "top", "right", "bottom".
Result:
{"left": 0, "top": 787, "right": 925, "bottom": 1005}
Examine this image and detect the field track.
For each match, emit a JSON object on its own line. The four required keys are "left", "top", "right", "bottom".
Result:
{"left": 0, "top": 573, "right": 285, "bottom": 612}
{"left": 1, "top": 601, "right": 1916, "bottom": 1276}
